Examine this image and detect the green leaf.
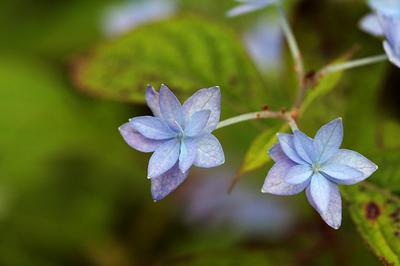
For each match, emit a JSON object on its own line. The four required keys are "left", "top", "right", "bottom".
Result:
{"left": 301, "top": 56, "right": 348, "bottom": 114}
{"left": 370, "top": 150, "right": 400, "bottom": 193}
{"left": 239, "top": 124, "right": 287, "bottom": 175}
{"left": 342, "top": 182, "right": 400, "bottom": 266}
{"left": 73, "top": 17, "right": 267, "bottom": 111}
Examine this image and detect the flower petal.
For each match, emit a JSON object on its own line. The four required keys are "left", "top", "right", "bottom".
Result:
{"left": 285, "top": 164, "right": 313, "bottom": 185}
{"left": 277, "top": 133, "right": 307, "bottom": 165}
{"left": 179, "top": 138, "right": 197, "bottom": 173}
{"left": 293, "top": 130, "right": 317, "bottom": 164}
{"left": 185, "top": 110, "right": 211, "bottom": 137}
{"left": 194, "top": 134, "right": 225, "bottom": 168}
{"left": 383, "top": 40, "right": 400, "bottom": 68}
{"left": 159, "top": 84, "right": 184, "bottom": 131}
{"left": 268, "top": 144, "right": 288, "bottom": 162}
{"left": 325, "top": 149, "right": 378, "bottom": 184}
{"left": 321, "top": 163, "right": 364, "bottom": 185}
{"left": 130, "top": 116, "right": 175, "bottom": 140}
{"left": 262, "top": 159, "right": 309, "bottom": 195}
{"left": 359, "top": 13, "right": 384, "bottom": 37}
{"left": 148, "top": 138, "right": 180, "bottom": 178}
{"left": 151, "top": 163, "right": 189, "bottom": 201}
{"left": 145, "top": 85, "right": 161, "bottom": 117}
{"left": 314, "top": 118, "right": 343, "bottom": 163}
{"left": 306, "top": 182, "right": 342, "bottom": 229}
{"left": 119, "top": 123, "right": 166, "bottom": 152}
{"left": 182, "top": 87, "right": 221, "bottom": 133}
{"left": 369, "top": 0, "right": 400, "bottom": 17}
{"left": 309, "top": 173, "right": 331, "bottom": 213}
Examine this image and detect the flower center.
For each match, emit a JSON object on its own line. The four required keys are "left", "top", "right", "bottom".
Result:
{"left": 312, "top": 163, "right": 322, "bottom": 173}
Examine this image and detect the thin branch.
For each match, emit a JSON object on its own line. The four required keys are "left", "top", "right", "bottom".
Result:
{"left": 321, "top": 54, "right": 387, "bottom": 74}
{"left": 278, "top": 7, "right": 305, "bottom": 84}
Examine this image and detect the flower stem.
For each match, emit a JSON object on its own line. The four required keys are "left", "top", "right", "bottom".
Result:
{"left": 278, "top": 6, "right": 305, "bottom": 83}
{"left": 216, "top": 110, "right": 298, "bottom": 131}
{"left": 322, "top": 54, "right": 387, "bottom": 74}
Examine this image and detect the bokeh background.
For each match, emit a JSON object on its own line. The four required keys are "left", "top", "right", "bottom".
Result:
{"left": 1, "top": 0, "right": 400, "bottom": 265}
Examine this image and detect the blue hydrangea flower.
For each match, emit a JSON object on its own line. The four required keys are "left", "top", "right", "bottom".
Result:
{"left": 227, "top": 0, "right": 277, "bottom": 17}
{"left": 119, "top": 85, "right": 225, "bottom": 201}
{"left": 262, "top": 118, "right": 378, "bottom": 229}
{"left": 360, "top": 0, "right": 400, "bottom": 68}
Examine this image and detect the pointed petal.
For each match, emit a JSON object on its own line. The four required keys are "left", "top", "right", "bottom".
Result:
{"left": 277, "top": 133, "right": 307, "bottom": 165}
{"left": 151, "top": 163, "right": 189, "bottom": 201}
{"left": 306, "top": 183, "right": 342, "bottom": 229}
{"left": 194, "top": 134, "right": 225, "bottom": 168}
{"left": 159, "top": 84, "right": 184, "bottom": 131}
{"left": 179, "top": 138, "right": 197, "bottom": 173}
{"left": 182, "top": 87, "right": 221, "bottom": 133}
{"left": 119, "top": 123, "right": 165, "bottom": 152}
{"left": 268, "top": 144, "right": 288, "bottom": 162}
{"left": 359, "top": 13, "right": 384, "bottom": 37}
{"left": 383, "top": 41, "right": 400, "bottom": 68}
{"left": 148, "top": 138, "right": 180, "bottom": 178}
{"left": 145, "top": 85, "right": 161, "bottom": 117}
{"left": 321, "top": 163, "right": 364, "bottom": 185}
{"left": 325, "top": 149, "right": 378, "bottom": 184}
{"left": 262, "top": 159, "right": 309, "bottom": 195}
{"left": 368, "top": 0, "right": 400, "bottom": 17}
{"left": 130, "top": 116, "right": 175, "bottom": 140}
{"left": 309, "top": 173, "right": 331, "bottom": 213}
{"left": 314, "top": 118, "right": 343, "bottom": 163}
{"left": 285, "top": 164, "right": 313, "bottom": 185}
{"left": 185, "top": 110, "right": 211, "bottom": 137}
{"left": 293, "top": 130, "right": 317, "bottom": 164}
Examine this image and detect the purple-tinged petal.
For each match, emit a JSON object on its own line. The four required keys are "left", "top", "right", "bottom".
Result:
{"left": 226, "top": 0, "right": 276, "bottom": 17}
{"left": 325, "top": 149, "right": 378, "bottom": 184}
{"left": 179, "top": 137, "right": 197, "bottom": 173}
{"left": 359, "top": 13, "right": 384, "bottom": 37}
{"left": 194, "top": 134, "right": 225, "bottom": 168}
{"left": 159, "top": 84, "right": 184, "bottom": 131}
{"left": 309, "top": 173, "right": 331, "bottom": 213}
{"left": 185, "top": 110, "right": 211, "bottom": 137}
{"left": 277, "top": 133, "right": 307, "bottom": 165}
{"left": 182, "top": 87, "right": 221, "bottom": 133}
{"left": 383, "top": 41, "right": 400, "bottom": 68}
{"left": 368, "top": 0, "right": 400, "bottom": 17}
{"left": 293, "top": 130, "right": 317, "bottom": 164}
{"left": 262, "top": 159, "right": 309, "bottom": 195}
{"left": 148, "top": 138, "right": 180, "bottom": 178}
{"left": 145, "top": 85, "right": 161, "bottom": 117}
{"left": 285, "top": 164, "right": 313, "bottom": 185}
{"left": 321, "top": 163, "right": 364, "bottom": 185}
{"left": 151, "top": 163, "right": 189, "bottom": 201}
{"left": 268, "top": 144, "right": 288, "bottom": 162}
{"left": 306, "top": 182, "right": 342, "bottom": 229}
{"left": 314, "top": 118, "right": 343, "bottom": 163}
{"left": 119, "top": 122, "right": 166, "bottom": 152}
{"left": 130, "top": 116, "right": 175, "bottom": 140}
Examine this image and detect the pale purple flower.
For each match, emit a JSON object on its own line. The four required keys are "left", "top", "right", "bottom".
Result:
{"left": 360, "top": 0, "right": 400, "bottom": 67}
{"left": 262, "top": 118, "right": 378, "bottom": 229}
{"left": 119, "top": 85, "right": 225, "bottom": 201}
{"left": 227, "top": 0, "right": 277, "bottom": 17}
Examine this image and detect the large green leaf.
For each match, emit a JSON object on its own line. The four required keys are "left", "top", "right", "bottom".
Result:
{"left": 342, "top": 182, "right": 400, "bottom": 266}
{"left": 370, "top": 150, "right": 400, "bottom": 193}
{"left": 73, "top": 17, "right": 267, "bottom": 112}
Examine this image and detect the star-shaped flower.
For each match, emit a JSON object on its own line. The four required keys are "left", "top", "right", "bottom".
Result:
{"left": 119, "top": 85, "right": 225, "bottom": 201}
{"left": 262, "top": 118, "right": 378, "bottom": 229}
{"left": 227, "top": 0, "right": 277, "bottom": 17}
{"left": 360, "top": 0, "right": 400, "bottom": 68}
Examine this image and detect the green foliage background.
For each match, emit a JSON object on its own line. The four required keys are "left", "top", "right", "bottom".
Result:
{"left": 1, "top": 0, "right": 400, "bottom": 265}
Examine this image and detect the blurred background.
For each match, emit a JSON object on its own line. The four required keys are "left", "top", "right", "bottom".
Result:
{"left": 1, "top": 0, "right": 399, "bottom": 265}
